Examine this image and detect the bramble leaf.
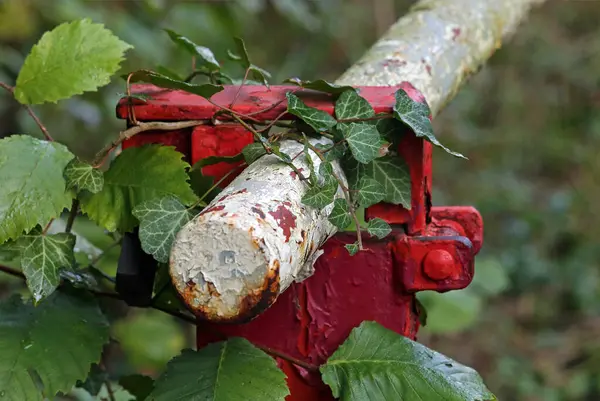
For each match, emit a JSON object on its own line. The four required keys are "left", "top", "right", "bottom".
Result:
{"left": 0, "top": 292, "right": 109, "bottom": 400}
{"left": 63, "top": 158, "right": 103, "bottom": 194}
{"left": 287, "top": 92, "right": 337, "bottom": 132}
{"left": 228, "top": 37, "right": 271, "bottom": 85}
{"left": 14, "top": 19, "right": 132, "bottom": 104}
{"left": 321, "top": 321, "right": 496, "bottom": 401}
{"left": 128, "top": 70, "right": 223, "bottom": 99}
{"left": 242, "top": 142, "right": 267, "bottom": 164}
{"left": 283, "top": 78, "right": 354, "bottom": 95}
{"left": 343, "top": 123, "right": 383, "bottom": 164}
{"left": 164, "top": 29, "right": 220, "bottom": 71}
{"left": 80, "top": 145, "right": 197, "bottom": 233}
{"left": 148, "top": 338, "right": 289, "bottom": 401}
{"left": 133, "top": 196, "right": 196, "bottom": 263}
{"left": 0, "top": 135, "right": 74, "bottom": 243}
{"left": 393, "top": 89, "right": 465, "bottom": 159}
{"left": 344, "top": 242, "right": 359, "bottom": 256}
{"left": 367, "top": 218, "right": 392, "bottom": 239}
{"left": 356, "top": 177, "right": 385, "bottom": 208}
{"left": 328, "top": 199, "right": 351, "bottom": 229}
{"left": 335, "top": 90, "right": 375, "bottom": 120}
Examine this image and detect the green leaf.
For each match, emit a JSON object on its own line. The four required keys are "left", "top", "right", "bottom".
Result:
{"left": 242, "top": 142, "right": 267, "bottom": 164}
{"left": 14, "top": 19, "right": 132, "bottom": 104}
{"left": 393, "top": 89, "right": 465, "bottom": 159}
{"left": 63, "top": 158, "right": 104, "bottom": 194}
{"left": 321, "top": 321, "right": 496, "bottom": 401}
{"left": 345, "top": 155, "right": 411, "bottom": 209}
{"left": 228, "top": 37, "right": 271, "bottom": 85}
{"left": 283, "top": 78, "right": 354, "bottom": 95}
{"left": 0, "top": 135, "right": 74, "bottom": 243}
{"left": 148, "top": 338, "right": 289, "bottom": 401}
{"left": 155, "top": 65, "right": 184, "bottom": 81}
{"left": 316, "top": 142, "right": 347, "bottom": 162}
{"left": 335, "top": 90, "right": 375, "bottom": 120}
{"left": 367, "top": 218, "right": 392, "bottom": 239}
{"left": 119, "top": 375, "right": 154, "bottom": 401}
{"left": 318, "top": 161, "right": 337, "bottom": 188}
{"left": 328, "top": 199, "right": 351, "bottom": 229}
{"left": 77, "top": 364, "right": 107, "bottom": 396}
{"left": 343, "top": 123, "right": 383, "bottom": 164}
{"left": 0, "top": 292, "right": 109, "bottom": 400}
{"left": 344, "top": 242, "right": 359, "bottom": 256}
{"left": 80, "top": 145, "right": 197, "bottom": 233}
{"left": 132, "top": 196, "right": 196, "bottom": 263}
{"left": 356, "top": 177, "right": 386, "bottom": 208}
{"left": 164, "top": 29, "right": 220, "bottom": 71}
{"left": 302, "top": 185, "right": 336, "bottom": 209}
{"left": 287, "top": 92, "right": 337, "bottom": 132}
{"left": 18, "top": 232, "right": 76, "bottom": 302}
{"left": 129, "top": 70, "right": 223, "bottom": 99}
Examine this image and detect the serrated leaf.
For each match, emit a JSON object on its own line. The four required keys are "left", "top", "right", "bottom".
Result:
{"left": 80, "top": 145, "right": 197, "bottom": 233}
{"left": 0, "top": 292, "right": 109, "bottom": 400}
{"left": 344, "top": 242, "right": 359, "bottom": 256}
{"left": 0, "top": 135, "right": 74, "bottom": 243}
{"left": 343, "top": 123, "right": 383, "bottom": 164}
{"left": 18, "top": 232, "right": 76, "bottom": 302}
{"left": 14, "top": 19, "right": 132, "bottom": 104}
{"left": 242, "top": 142, "right": 267, "bottom": 164}
{"left": 345, "top": 155, "right": 411, "bottom": 209}
{"left": 356, "top": 177, "right": 386, "bottom": 208}
{"left": 228, "top": 37, "right": 271, "bottom": 85}
{"left": 367, "top": 218, "right": 391, "bottom": 239}
{"left": 133, "top": 196, "right": 196, "bottom": 263}
{"left": 302, "top": 185, "right": 336, "bottom": 209}
{"left": 119, "top": 374, "right": 154, "bottom": 401}
{"left": 164, "top": 29, "right": 220, "bottom": 71}
{"left": 63, "top": 158, "right": 104, "bottom": 194}
{"left": 328, "top": 199, "right": 351, "bottom": 229}
{"left": 335, "top": 90, "right": 375, "bottom": 120}
{"left": 321, "top": 321, "right": 497, "bottom": 401}
{"left": 283, "top": 78, "right": 354, "bottom": 95}
{"left": 287, "top": 92, "right": 337, "bottom": 132}
{"left": 148, "top": 338, "right": 289, "bottom": 401}
{"left": 129, "top": 70, "right": 223, "bottom": 99}
{"left": 393, "top": 89, "right": 466, "bottom": 159}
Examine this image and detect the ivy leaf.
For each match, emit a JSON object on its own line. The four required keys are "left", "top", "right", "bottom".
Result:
{"left": 367, "top": 218, "right": 392, "bottom": 239}
{"left": 0, "top": 292, "right": 109, "bottom": 400}
{"left": 344, "top": 242, "right": 359, "bottom": 256}
{"left": 283, "top": 78, "right": 354, "bottom": 95}
{"left": 318, "top": 161, "right": 338, "bottom": 189}
{"left": 302, "top": 185, "right": 336, "bottom": 209}
{"left": 316, "top": 142, "right": 347, "bottom": 162}
{"left": 321, "top": 321, "right": 496, "bottom": 401}
{"left": 345, "top": 155, "right": 411, "bottom": 209}
{"left": 287, "top": 92, "right": 337, "bottom": 132}
{"left": 155, "top": 65, "right": 184, "bottom": 81}
{"left": 164, "top": 29, "right": 220, "bottom": 71}
{"left": 228, "top": 37, "right": 271, "bottom": 85}
{"left": 328, "top": 199, "right": 351, "bottom": 229}
{"left": 393, "top": 89, "right": 465, "bottom": 159}
{"left": 132, "top": 196, "right": 196, "bottom": 264}
{"left": 63, "top": 158, "right": 104, "bottom": 194}
{"left": 0, "top": 135, "right": 74, "bottom": 243}
{"left": 18, "top": 232, "right": 76, "bottom": 302}
{"left": 14, "top": 19, "right": 132, "bottom": 104}
{"left": 80, "top": 145, "right": 197, "bottom": 233}
{"left": 129, "top": 70, "right": 223, "bottom": 99}
{"left": 335, "top": 89, "right": 375, "bottom": 120}
{"left": 119, "top": 374, "right": 154, "bottom": 401}
{"left": 242, "top": 142, "right": 267, "bottom": 164}
{"left": 343, "top": 123, "right": 384, "bottom": 164}
{"left": 148, "top": 338, "right": 289, "bottom": 401}
{"left": 356, "top": 177, "right": 386, "bottom": 208}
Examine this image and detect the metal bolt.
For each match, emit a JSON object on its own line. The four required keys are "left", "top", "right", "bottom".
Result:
{"left": 423, "top": 249, "right": 454, "bottom": 280}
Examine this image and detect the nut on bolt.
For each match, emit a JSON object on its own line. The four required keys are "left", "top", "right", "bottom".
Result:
{"left": 423, "top": 249, "right": 454, "bottom": 281}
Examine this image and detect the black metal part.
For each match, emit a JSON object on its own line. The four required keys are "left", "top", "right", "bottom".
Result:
{"left": 116, "top": 229, "right": 157, "bottom": 306}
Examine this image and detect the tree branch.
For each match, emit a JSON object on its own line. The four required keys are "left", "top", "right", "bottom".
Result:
{"left": 0, "top": 82, "right": 54, "bottom": 141}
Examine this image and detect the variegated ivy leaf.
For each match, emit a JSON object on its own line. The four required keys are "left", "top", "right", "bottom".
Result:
{"left": 356, "top": 177, "right": 386, "bottom": 208}
{"left": 242, "top": 143, "right": 267, "bottom": 164}
{"left": 63, "top": 158, "right": 104, "bottom": 194}
{"left": 345, "top": 242, "right": 359, "bottom": 256}
{"left": 302, "top": 185, "right": 336, "bottom": 209}
{"left": 132, "top": 196, "right": 197, "bottom": 263}
{"left": 343, "top": 123, "right": 385, "bottom": 164}
{"left": 367, "top": 218, "right": 392, "bottom": 239}
{"left": 286, "top": 92, "right": 337, "bottom": 132}
{"left": 393, "top": 89, "right": 465, "bottom": 159}
{"left": 335, "top": 89, "right": 375, "bottom": 120}
{"left": 328, "top": 199, "right": 351, "bottom": 229}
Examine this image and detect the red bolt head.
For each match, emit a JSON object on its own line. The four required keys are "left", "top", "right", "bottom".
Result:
{"left": 423, "top": 249, "right": 455, "bottom": 281}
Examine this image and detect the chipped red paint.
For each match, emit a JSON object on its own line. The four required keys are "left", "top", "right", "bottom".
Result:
{"left": 251, "top": 206, "right": 266, "bottom": 219}
{"left": 452, "top": 27, "right": 461, "bottom": 40}
{"left": 289, "top": 168, "right": 304, "bottom": 179}
{"left": 202, "top": 204, "right": 225, "bottom": 214}
{"left": 269, "top": 205, "right": 297, "bottom": 241}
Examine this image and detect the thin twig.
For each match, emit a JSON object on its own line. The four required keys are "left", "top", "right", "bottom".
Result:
{"left": 229, "top": 67, "right": 250, "bottom": 109}
{"left": 0, "top": 81, "right": 54, "bottom": 141}
{"left": 65, "top": 199, "right": 79, "bottom": 233}
{"left": 257, "top": 110, "right": 288, "bottom": 133}
{"left": 191, "top": 163, "right": 247, "bottom": 208}
{"left": 0, "top": 264, "right": 24, "bottom": 279}
{"left": 42, "top": 219, "right": 54, "bottom": 235}
{"left": 256, "top": 345, "right": 319, "bottom": 372}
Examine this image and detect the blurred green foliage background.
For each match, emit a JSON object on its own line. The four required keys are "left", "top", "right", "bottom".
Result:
{"left": 1, "top": 0, "right": 599, "bottom": 400}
